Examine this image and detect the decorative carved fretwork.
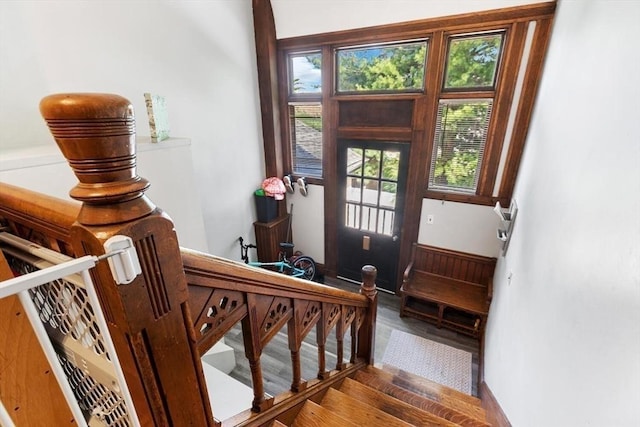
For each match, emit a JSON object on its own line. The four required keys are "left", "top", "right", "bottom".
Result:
{"left": 255, "top": 295, "right": 293, "bottom": 346}
{"left": 299, "top": 300, "right": 322, "bottom": 338}
{"left": 193, "top": 288, "right": 247, "bottom": 353}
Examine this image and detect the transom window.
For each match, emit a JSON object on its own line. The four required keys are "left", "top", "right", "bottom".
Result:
{"left": 335, "top": 40, "right": 428, "bottom": 93}
{"left": 444, "top": 33, "right": 504, "bottom": 90}
{"left": 289, "top": 51, "right": 322, "bottom": 95}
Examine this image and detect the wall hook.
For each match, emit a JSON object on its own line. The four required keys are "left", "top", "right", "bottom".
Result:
{"left": 297, "top": 177, "right": 308, "bottom": 196}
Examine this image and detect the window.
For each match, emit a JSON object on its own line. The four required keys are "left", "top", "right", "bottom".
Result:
{"left": 335, "top": 41, "right": 428, "bottom": 93}
{"left": 274, "top": 4, "right": 555, "bottom": 206}
{"left": 289, "top": 52, "right": 322, "bottom": 95}
{"left": 427, "top": 32, "right": 503, "bottom": 196}
{"left": 288, "top": 103, "right": 322, "bottom": 177}
{"left": 444, "top": 33, "right": 503, "bottom": 90}
{"left": 287, "top": 51, "right": 323, "bottom": 177}
{"left": 345, "top": 148, "right": 401, "bottom": 235}
{"left": 429, "top": 100, "right": 493, "bottom": 193}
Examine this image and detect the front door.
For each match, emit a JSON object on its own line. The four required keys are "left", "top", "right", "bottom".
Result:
{"left": 337, "top": 140, "right": 409, "bottom": 292}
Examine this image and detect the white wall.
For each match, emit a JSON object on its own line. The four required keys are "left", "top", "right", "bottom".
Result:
{"left": 484, "top": 1, "right": 640, "bottom": 425}
{"left": 0, "top": 139, "right": 209, "bottom": 252}
{"left": 286, "top": 184, "right": 325, "bottom": 263}
{"left": 0, "top": 0, "right": 264, "bottom": 260}
{"left": 271, "top": 0, "right": 545, "bottom": 38}
{"left": 418, "top": 200, "right": 502, "bottom": 257}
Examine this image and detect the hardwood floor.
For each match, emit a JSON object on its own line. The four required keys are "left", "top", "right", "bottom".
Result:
{"left": 222, "top": 277, "right": 480, "bottom": 400}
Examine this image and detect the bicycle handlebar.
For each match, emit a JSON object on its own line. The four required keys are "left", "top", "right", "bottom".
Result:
{"left": 238, "top": 236, "right": 257, "bottom": 263}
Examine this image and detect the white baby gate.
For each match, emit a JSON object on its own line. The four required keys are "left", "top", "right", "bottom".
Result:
{"left": 0, "top": 232, "right": 142, "bottom": 427}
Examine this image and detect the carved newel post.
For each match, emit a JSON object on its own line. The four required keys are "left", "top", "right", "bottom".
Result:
{"left": 358, "top": 265, "right": 378, "bottom": 365}
{"left": 40, "top": 94, "right": 214, "bottom": 426}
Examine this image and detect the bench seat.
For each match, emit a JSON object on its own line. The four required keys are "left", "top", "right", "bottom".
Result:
{"left": 399, "top": 244, "right": 496, "bottom": 338}
{"left": 402, "top": 272, "right": 489, "bottom": 315}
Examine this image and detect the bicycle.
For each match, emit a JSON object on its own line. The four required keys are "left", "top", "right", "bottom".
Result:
{"left": 238, "top": 236, "right": 316, "bottom": 282}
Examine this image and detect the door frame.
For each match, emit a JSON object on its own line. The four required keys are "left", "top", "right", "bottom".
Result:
{"left": 324, "top": 97, "right": 431, "bottom": 293}
{"left": 336, "top": 139, "right": 410, "bottom": 292}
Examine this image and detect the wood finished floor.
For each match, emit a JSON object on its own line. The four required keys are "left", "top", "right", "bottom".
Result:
{"left": 223, "top": 277, "right": 480, "bottom": 400}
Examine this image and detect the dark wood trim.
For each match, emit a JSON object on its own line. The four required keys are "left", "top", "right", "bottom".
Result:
{"left": 336, "top": 127, "right": 413, "bottom": 141}
{"left": 395, "top": 30, "right": 447, "bottom": 292}
{"left": 323, "top": 98, "right": 339, "bottom": 277}
{"left": 407, "top": 244, "right": 497, "bottom": 283}
{"left": 498, "top": 17, "right": 555, "bottom": 199}
{"left": 476, "top": 21, "right": 528, "bottom": 197}
{"left": 479, "top": 381, "right": 512, "bottom": 427}
{"left": 424, "top": 190, "right": 509, "bottom": 207}
{"left": 253, "top": 0, "right": 284, "bottom": 179}
{"left": 278, "top": 2, "right": 556, "bottom": 50}
{"left": 331, "top": 92, "right": 421, "bottom": 102}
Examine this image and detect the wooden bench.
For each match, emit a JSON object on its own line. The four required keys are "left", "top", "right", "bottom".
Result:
{"left": 400, "top": 244, "right": 497, "bottom": 338}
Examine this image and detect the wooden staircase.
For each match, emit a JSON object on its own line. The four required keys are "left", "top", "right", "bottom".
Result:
{"left": 286, "top": 365, "right": 489, "bottom": 427}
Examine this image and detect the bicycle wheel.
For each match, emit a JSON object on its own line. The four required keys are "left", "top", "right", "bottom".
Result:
{"left": 291, "top": 255, "right": 316, "bottom": 281}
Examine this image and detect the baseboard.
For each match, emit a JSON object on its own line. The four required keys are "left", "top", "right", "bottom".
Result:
{"left": 479, "top": 381, "right": 511, "bottom": 427}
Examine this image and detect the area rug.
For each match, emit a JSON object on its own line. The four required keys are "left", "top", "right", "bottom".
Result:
{"left": 382, "top": 330, "right": 472, "bottom": 394}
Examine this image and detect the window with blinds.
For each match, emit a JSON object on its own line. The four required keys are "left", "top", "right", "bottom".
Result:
{"left": 287, "top": 51, "right": 323, "bottom": 177}
{"left": 429, "top": 99, "right": 493, "bottom": 193}
{"left": 289, "top": 103, "right": 323, "bottom": 177}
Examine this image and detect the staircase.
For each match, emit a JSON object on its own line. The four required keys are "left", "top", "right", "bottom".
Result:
{"left": 287, "top": 365, "right": 489, "bottom": 427}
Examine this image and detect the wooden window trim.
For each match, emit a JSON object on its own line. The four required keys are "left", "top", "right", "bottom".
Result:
{"left": 274, "top": 2, "right": 555, "bottom": 207}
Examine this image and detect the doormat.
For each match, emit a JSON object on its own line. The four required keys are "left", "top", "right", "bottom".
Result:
{"left": 382, "top": 330, "right": 472, "bottom": 394}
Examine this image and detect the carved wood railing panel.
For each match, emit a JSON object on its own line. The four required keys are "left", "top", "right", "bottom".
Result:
{"left": 181, "top": 248, "right": 378, "bottom": 420}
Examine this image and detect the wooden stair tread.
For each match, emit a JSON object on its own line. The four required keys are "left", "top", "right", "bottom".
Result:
{"left": 271, "top": 421, "right": 287, "bottom": 427}
{"left": 320, "top": 387, "right": 412, "bottom": 427}
{"left": 292, "top": 400, "right": 357, "bottom": 427}
{"left": 340, "top": 377, "right": 458, "bottom": 427}
{"left": 369, "top": 364, "right": 482, "bottom": 407}
{"left": 355, "top": 370, "right": 489, "bottom": 427}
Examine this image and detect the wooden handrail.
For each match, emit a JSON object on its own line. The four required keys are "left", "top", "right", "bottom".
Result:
{"left": 182, "top": 248, "right": 378, "bottom": 416}
{"left": 0, "top": 182, "right": 79, "bottom": 254}
{"left": 182, "top": 248, "right": 369, "bottom": 306}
